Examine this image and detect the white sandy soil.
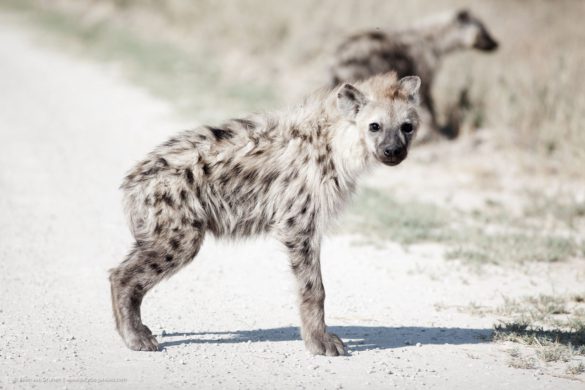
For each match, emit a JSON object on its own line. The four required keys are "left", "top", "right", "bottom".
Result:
{"left": 0, "top": 12, "right": 583, "bottom": 389}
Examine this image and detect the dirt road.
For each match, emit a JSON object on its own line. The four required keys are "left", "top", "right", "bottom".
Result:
{"left": 0, "top": 11, "right": 582, "bottom": 389}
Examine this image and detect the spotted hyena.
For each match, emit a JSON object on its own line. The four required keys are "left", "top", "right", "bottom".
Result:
{"left": 109, "top": 72, "right": 421, "bottom": 356}
{"left": 330, "top": 9, "right": 498, "bottom": 140}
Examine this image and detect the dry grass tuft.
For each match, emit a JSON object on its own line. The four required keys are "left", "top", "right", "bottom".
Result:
{"left": 491, "top": 294, "right": 585, "bottom": 373}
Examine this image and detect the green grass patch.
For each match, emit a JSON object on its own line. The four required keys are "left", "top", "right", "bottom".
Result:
{"left": 342, "top": 187, "right": 451, "bottom": 245}
{"left": 342, "top": 187, "right": 584, "bottom": 265}
{"left": 445, "top": 234, "right": 580, "bottom": 265}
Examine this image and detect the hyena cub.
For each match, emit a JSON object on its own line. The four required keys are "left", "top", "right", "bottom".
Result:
{"left": 330, "top": 9, "right": 498, "bottom": 140}
{"left": 109, "top": 72, "right": 421, "bottom": 356}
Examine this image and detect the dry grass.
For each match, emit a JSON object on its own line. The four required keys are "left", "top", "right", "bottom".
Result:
{"left": 566, "top": 362, "right": 585, "bottom": 376}
{"left": 490, "top": 294, "right": 585, "bottom": 374}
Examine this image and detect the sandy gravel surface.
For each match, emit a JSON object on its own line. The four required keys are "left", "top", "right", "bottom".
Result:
{"left": 0, "top": 12, "right": 583, "bottom": 389}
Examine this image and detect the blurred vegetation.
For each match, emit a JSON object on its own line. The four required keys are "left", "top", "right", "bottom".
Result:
{"left": 1, "top": 0, "right": 584, "bottom": 265}
{"left": 2, "top": 0, "right": 583, "bottom": 169}
{"left": 342, "top": 187, "right": 585, "bottom": 265}
{"left": 0, "top": 0, "right": 277, "bottom": 121}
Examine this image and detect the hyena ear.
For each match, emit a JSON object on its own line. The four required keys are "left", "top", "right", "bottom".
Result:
{"left": 336, "top": 83, "right": 368, "bottom": 119}
{"left": 456, "top": 9, "right": 471, "bottom": 23}
{"left": 398, "top": 76, "right": 421, "bottom": 104}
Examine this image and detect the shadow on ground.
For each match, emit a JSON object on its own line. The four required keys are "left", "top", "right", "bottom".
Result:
{"left": 159, "top": 326, "right": 492, "bottom": 352}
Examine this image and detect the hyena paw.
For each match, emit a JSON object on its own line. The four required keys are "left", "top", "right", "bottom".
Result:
{"left": 123, "top": 325, "right": 159, "bottom": 352}
{"left": 305, "top": 332, "right": 346, "bottom": 356}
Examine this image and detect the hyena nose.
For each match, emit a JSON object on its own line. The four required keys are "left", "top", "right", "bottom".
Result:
{"left": 383, "top": 146, "right": 407, "bottom": 162}
{"left": 384, "top": 146, "right": 401, "bottom": 158}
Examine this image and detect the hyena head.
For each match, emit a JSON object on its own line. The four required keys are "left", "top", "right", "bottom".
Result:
{"left": 336, "top": 74, "right": 421, "bottom": 166}
{"left": 453, "top": 9, "right": 498, "bottom": 52}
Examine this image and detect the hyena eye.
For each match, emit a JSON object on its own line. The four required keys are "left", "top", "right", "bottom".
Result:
{"left": 400, "top": 122, "right": 414, "bottom": 134}
{"left": 369, "top": 123, "right": 380, "bottom": 132}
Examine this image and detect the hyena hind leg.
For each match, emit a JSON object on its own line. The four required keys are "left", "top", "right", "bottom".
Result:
{"left": 109, "top": 233, "right": 203, "bottom": 351}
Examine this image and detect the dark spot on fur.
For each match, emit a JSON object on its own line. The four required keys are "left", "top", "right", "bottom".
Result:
{"left": 341, "top": 89, "right": 355, "bottom": 102}
{"left": 202, "top": 163, "right": 211, "bottom": 176}
{"left": 165, "top": 254, "right": 174, "bottom": 262}
{"left": 366, "top": 31, "right": 386, "bottom": 41}
{"left": 301, "top": 223, "right": 315, "bottom": 238}
{"left": 180, "top": 190, "right": 188, "bottom": 202}
{"left": 129, "top": 294, "right": 141, "bottom": 308}
{"left": 232, "top": 163, "right": 243, "bottom": 176}
{"left": 287, "top": 217, "right": 296, "bottom": 228}
{"left": 120, "top": 275, "right": 130, "bottom": 287}
{"left": 198, "top": 134, "right": 207, "bottom": 141}
{"left": 298, "top": 184, "right": 306, "bottom": 197}
{"left": 305, "top": 280, "right": 313, "bottom": 290}
{"left": 209, "top": 126, "right": 234, "bottom": 141}
{"left": 333, "top": 176, "right": 340, "bottom": 189}
{"left": 162, "top": 193, "right": 174, "bottom": 207}
{"left": 184, "top": 169, "right": 194, "bottom": 184}
{"left": 218, "top": 173, "right": 231, "bottom": 186}
{"left": 300, "top": 240, "right": 311, "bottom": 257}
{"left": 157, "top": 157, "right": 168, "bottom": 167}
{"left": 169, "top": 239, "right": 180, "bottom": 250}
{"left": 163, "top": 138, "right": 179, "bottom": 147}
{"left": 150, "top": 263, "right": 163, "bottom": 274}
{"left": 242, "top": 169, "right": 257, "bottom": 182}
{"left": 192, "top": 219, "right": 203, "bottom": 230}
{"left": 154, "top": 223, "right": 163, "bottom": 235}
{"left": 263, "top": 171, "right": 278, "bottom": 187}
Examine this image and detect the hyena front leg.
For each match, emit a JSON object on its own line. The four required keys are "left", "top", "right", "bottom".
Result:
{"left": 284, "top": 234, "right": 346, "bottom": 356}
{"left": 109, "top": 228, "right": 204, "bottom": 351}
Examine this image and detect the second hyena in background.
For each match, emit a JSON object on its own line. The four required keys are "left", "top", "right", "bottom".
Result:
{"left": 109, "top": 72, "right": 421, "bottom": 356}
{"left": 330, "top": 9, "right": 498, "bottom": 140}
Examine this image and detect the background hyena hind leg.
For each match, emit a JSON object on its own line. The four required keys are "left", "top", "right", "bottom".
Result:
{"left": 285, "top": 236, "right": 346, "bottom": 356}
{"left": 109, "top": 236, "right": 202, "bottom": 351}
